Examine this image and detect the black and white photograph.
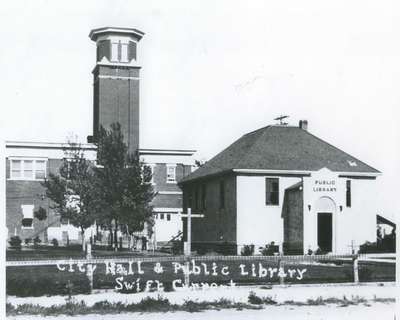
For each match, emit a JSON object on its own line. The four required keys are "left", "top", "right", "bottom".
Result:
{"left": 1, "top": 1, "right": 398, "bottom": 319}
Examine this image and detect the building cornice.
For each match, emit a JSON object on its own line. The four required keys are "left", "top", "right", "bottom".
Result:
{"left": 5, "top": 141, "right": 97, "bottom": 150}
{"left": 139, "top": 148, "right": 196, "bottom": 156}
{"left": 89, "top": 27, "right": 145, "bottom": 42}
{"left": 233, "top": 168, "right": 381, "bottom": 178}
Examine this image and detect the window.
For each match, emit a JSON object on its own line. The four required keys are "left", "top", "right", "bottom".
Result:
{"left": 195, "top": 187, "right": 199, "bottom": 210}
{"left": 188, "top": 190, "right": 193, "bottom": 209}
{"left": 266, "top": 178, "right": 279, "bottom": 205}
{"left": 35, "top": 160, "right": 46, "bottom": 179}
{"left": 21, "top": 205, "right": 34, "bottom": 229}
{"left": 11, "top": 160, "right": 21, "bottom": 179}
{"left": 111, "top": 42, "right": 119, "bottom": 61}
{"left": 23, "top": 160, "right": 33, "bottom": 178}
{"left": 120, "top": 43, "right": 129, "bottom": 62}
{"left": 10, "top": 159, "right": 47, "bottom": 180}
{"left": 219, "top": 180, "right": 225, "bottom": 209}
{"left": 143, "top": 164, "right": 155, "bottom": 185}
{"left": 201, "top": 184, "right": 206, "bottom": 210}
{"left": 166, "top": 165, "right": 176, "bottom": 183}
{"left": 160, "top": 213, "right": 165, "bottom": 220}
{"left": 111, "top": 41, "right": 130, "bottom": 63}
{"left": 167, "top": 214, "right": 171, "bottom": 221}
{"left": 346, "top": 180, "right": 351, "bottom": 207}
{"left": 150, "top": 165, "right": 155, "bottom": 185}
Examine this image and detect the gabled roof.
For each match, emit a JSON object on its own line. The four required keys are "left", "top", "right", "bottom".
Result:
{"left": 179, "top": 125, "right": 380, "bottom": 184}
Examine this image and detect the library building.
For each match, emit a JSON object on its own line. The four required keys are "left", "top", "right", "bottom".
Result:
{"left": 180, "top": 120, "right": 382, "bottom": 255}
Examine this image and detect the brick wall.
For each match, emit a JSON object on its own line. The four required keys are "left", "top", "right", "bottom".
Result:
{"left": 6, "top": 158, "right": 63, "bottom": 242}
{"left": 282, "top": 186, "right": 304, "bottom": 254}
{"left": 150, "top": 163, "right": 192, "bottom": 210}
{"left": 181, "top": 173, "right": 237, "bottom": 253}
{"left": 93, "top": 65, "right": 140, "bottom": 154}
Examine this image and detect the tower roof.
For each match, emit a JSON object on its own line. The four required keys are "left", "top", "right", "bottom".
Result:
{"left": 89, "top": 27, "right": 145, "bottom": 41}
{"left": 179, "top": 125, "right": 380, "bottom": 184}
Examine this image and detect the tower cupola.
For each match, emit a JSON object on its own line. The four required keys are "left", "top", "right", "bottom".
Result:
{"left": 89, "top": 27, "right": 144, "bottom": 65}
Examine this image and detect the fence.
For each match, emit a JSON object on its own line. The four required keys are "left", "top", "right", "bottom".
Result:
{"left": 6, "top": 252, "right": 395, "bottom": 297}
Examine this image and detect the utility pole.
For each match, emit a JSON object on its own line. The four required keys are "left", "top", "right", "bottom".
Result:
{"left": 181, "top": 207, "right": 204, "bottom": 256}
{"left": 181, "top": 207, "right": 204, "bottom": 287}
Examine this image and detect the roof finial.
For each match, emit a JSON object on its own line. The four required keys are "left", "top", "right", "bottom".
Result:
{"left": 274, "top": 115, "right": 289, "bottom": 125}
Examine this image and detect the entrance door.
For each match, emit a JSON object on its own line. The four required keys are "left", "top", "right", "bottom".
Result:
{"left": 317, "top": 212, "right": 332, "bottom": 252}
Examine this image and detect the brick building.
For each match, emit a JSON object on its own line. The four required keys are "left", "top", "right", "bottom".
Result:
{"left": 179, "top": 121, "right": 381, "bottom": 255}
{"left": 5, "top": 27, "right": 196, "bottom": 246}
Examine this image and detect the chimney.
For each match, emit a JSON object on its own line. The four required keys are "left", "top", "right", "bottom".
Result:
{"left": 299, "top": 120, "right": 308, "bottom": 131}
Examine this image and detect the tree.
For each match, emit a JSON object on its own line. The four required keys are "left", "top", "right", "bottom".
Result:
{"left": 94, "top": 123, "right": 155, "bottom": 250}
{"left": 42, "top": 142, "right": 99, "bottom": 251}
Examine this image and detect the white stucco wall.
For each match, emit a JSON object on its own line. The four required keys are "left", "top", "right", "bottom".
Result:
{"left": 47, "top": 224, "right": 97, "bottom": 243}
{"left": 236, "top": 175, "right": 302, "bottom": 254}
{"left": 154, "top": 212, "right": 182, "bottom": 242}
{"left": 303, "top": 168, "right": 378, "bottom": 254}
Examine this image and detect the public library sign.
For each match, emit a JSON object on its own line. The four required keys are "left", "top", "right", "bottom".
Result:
{"left": 312, "top": 179, "right": 337, "bottom": 192}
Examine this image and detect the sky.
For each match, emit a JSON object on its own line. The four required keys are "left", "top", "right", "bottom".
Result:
{"left": 1, "top": 0, "right": 399, "bottom": 218}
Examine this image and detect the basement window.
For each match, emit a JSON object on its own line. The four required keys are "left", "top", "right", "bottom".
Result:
{"left": 266, "top": 178, "right": 279, "bottom": 206}
{"left": 21, "top": 204, "right": 34, "bottom": 229}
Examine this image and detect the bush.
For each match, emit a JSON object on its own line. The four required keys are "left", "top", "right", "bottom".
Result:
{"left": 8, "top": 236, "right": 22, "bottom": 250}
{"left": 241, "top": 244, "right": 255, "bottom": 256}
{"left": 260, "top": 242, "right": 279, "bottom": 256}
{"left": 33, "top": 236, "right": 42, "bottom": 248}
{"left": 359, "top": 241, "right": 378, "bottom": 254}
{"left": 248, "top": 291, "right": 263, "bottom": 304}
{"left": 51, "top": 238, "right": 59, "bottom": 247}
{"left": 34, "top": 207, "right": 47, "bottom": 221}
{"left": 172, "top": 240, "right": 183, "bottom": 255}
{"left": 24, "top": 238, "right": 32, "bottom": 246}
{"left": 314, "top": 247, "right": 324, "bottom": 255}
{"left": 216, "top": 242, "right": 236, "bottom": 255}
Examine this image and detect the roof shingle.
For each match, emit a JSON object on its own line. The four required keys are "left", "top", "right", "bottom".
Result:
{"left": 180, "top": 125, "right": 380, "bottom": 184}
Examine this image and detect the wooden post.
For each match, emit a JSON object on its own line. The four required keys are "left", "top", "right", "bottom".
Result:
{"left": 86, "top": 243, "right": 92, "bottom": 259}
{"left": 186, "top": 208, "right": 192, "bottom": 256}
{"left": 278, "top": 258, "right": 284, "bottom": 285}
{"left": 353, "top": 255, "right": 359, "bottom": 284}
{"left": 184, "top": 208, "right": 192, "bottom": 287}
{"left": 85, "top": 243, "right": 94, "bottom": 292}
{"left": 86, "top": 263, "right": 94, "bottom": 293}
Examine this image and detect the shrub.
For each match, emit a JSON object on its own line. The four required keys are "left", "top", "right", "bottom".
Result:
{"left": 241, "top": 244, "right": 255, "bottom": 256}
{"left": 172, "top": 240, "right": 183, "bottom": 255}
{"left": 8, "top": 236, "right": 22, "bottom": 250}
{"left": 33, "top": 236, "right": 42, "bottom": 248}
{"left": 216, "top": 242, "right": 236, "bottom": 255}
{"left": 34, "top": 207, "right": 47, "bottom": 221}
{"left": 359, "top": 241, "right": 378, "bottom": 254}
{"left": 51, "top": 238, "right": 59, "bottom": 247}
{"left": 314, "top": 247, "right": 324, "bottom": 255}
{"left": 248, "top": 291, "right": 263, "bottom": 304}
{"left": 24, "top": 238, "right": 32, "bottom": 246}
{"left": 260, "top": 242, "right": 279, "bottom": 256}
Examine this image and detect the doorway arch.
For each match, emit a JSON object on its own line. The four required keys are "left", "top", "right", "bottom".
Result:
{"left": 314, "top": 197, "right": 336, "bottom": 253}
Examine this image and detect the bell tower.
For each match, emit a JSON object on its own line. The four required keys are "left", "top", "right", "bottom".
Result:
{"left": 89, "top": 27, "right": 145, "bottom": 154}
